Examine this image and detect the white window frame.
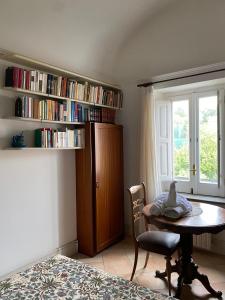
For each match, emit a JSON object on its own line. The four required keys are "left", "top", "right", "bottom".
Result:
{"left": 157, "top": 86, "right": 225, "bottom": 197}
{"left": 194, "top": 90, "right": 224, "bottom": 196}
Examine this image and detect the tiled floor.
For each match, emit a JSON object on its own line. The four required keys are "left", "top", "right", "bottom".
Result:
{"left": 73, "top": 238, "right": 225, "bottom": 299}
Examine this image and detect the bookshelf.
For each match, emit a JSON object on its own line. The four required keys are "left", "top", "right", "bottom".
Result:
{"left": 0, "top": 49, "right": 122, "bottom": 150}
{"left": 2, "top": 116, "right": 84, "bottom": 125}
{"left": 4, "top": 87, "right": 121, "bottom": 110}
{"left": 5, "top": 147, "right": 83, "bottom": 150}
{"left": 1, "top": 49, "right": 122, "bottom": 109}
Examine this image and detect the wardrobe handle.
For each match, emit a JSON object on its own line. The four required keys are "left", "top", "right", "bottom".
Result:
{"left": 96, "top": 182, "right": 100, "bottom": 188}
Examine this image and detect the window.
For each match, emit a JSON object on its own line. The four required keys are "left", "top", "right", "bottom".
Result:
{"left": 172, "top": 99, "right": 190, "bottom": 180}
{"left": 157, "top": 88, "right": 225, "bottom": 197}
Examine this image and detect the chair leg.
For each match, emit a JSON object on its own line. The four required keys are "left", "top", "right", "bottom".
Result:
{"left": 130, "top": 246, "right": 138, "bottom": 281}
{"left": 166, "top": 256, "right": 172, "bottom": 296}
{"left": 143, "top": 252, "right": 149, "bottom": 268}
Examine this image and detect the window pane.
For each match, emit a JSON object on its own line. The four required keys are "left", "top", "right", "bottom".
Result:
{"left": 199, "top": 95, "right": 218, "bottom": 183}
{"left": 173, "top": 100, "right": 190, "bottom": 180}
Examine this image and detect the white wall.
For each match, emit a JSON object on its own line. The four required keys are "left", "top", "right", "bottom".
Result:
{"left": 0, "top": 60, "right": 76, "bottom": 277}
{"left": 0, "top": 150, "right": 76, "bottom": 277}
{"left": 117, "top": 84, "right": 141, "bottom": 233}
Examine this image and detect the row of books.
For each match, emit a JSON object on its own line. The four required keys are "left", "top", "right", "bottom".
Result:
{"left": 15, "top": 96, "right": 115, "bottom": 123}
{"left": 15, "top": 96, "right": 87, "bottom": 122}
{"left": 79, "top": 107, "right": 115, "bottom": 123}
{"left": 35, "top": 128, "right": 85, "bottom": 148}
{"left": 101, "top": 108, "right": 116, "bottom": 123}
{"left": 5, "top": 67, "right": 123, "bottom": 108}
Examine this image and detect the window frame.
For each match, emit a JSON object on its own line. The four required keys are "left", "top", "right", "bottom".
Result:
{"left": 157, "top": 86, "right": 225, "bottom": 197}
{"left": 194, "top": 90, "right": 223, "bottom": 196}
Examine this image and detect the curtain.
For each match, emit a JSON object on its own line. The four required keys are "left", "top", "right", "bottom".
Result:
{"left": 140, "top": 86, "right": 162, "bottom": 202}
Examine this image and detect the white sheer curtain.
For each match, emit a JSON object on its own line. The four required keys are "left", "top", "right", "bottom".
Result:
{"left": 140, "top": 86, "right": 162, "bottom": 202}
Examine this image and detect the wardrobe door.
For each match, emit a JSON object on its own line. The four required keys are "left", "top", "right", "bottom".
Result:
{"left": 95, "top": 123, "right": 124, "bottom": 252}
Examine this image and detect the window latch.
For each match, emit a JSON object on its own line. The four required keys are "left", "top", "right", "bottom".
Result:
{"left": 190, "top": 164, "right": 196, "bottom": 176}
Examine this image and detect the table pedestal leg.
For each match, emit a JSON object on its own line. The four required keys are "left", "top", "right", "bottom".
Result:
{"left": 175, "top": 233, "right": 222, "bottom": 299}
{"left": 155, "top": 259, "right": 179, "bottom": 279}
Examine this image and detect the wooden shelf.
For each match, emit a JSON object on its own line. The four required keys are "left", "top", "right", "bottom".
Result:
{"left": 0, "top": 49, "right": 120, "bottom": 90}
{"left": 2, "top": 116, "right": 85, "bottom": 125}
{"left": 5, "top": 147, "right": 83, "bottom": 150}
{"left": 3, "top": 87, "right": 121, "bottom": 110}
{"left": 4, "top": 87, "right": 48, "bottom": 98}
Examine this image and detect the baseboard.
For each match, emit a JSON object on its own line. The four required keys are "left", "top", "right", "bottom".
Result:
{"left": 57, "top": 240, "right": 78, "bottom": 257}
{"left": 0, "top": 240, "right": 78, "bottom": 281}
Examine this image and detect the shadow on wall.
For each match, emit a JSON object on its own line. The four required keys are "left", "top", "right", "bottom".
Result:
{"left": 56, "top": 151, "right": 76, "bottom": 247}
{"left": 116, "top": 84, "right": 142, "bottom": 235}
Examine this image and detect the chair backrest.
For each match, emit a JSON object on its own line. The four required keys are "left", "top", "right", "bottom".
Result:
{"left": 127, "top": 183, "right": 148, "bottom": 241}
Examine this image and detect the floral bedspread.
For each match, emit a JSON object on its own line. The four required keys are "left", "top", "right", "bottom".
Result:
{"left": 0, "top": 255, "right": 176, "bottom": 299}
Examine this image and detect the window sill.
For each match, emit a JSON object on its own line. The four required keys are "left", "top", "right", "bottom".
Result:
{"left": 181, "top": 193, "right": 225, "bottom": 205}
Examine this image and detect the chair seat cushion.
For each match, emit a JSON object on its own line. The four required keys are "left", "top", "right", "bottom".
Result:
{"left": 137, "top": 231, "right": 180, "bottom": 256}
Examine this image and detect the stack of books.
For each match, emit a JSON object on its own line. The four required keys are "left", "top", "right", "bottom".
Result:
{"left": 35, "top": 128, "right": 85, "bottom": 148}
{"left": 89, "top": 107, "right": 101, "bottom": 123}
{"left": 88, "top": 107, "right": 115, "bottom": 123}
{"left": 101, "top": 108, "right": 116, "bottom": 123}
{"left": 15, "top": 96, "right": 89, "bottom": 122}
{"left": 5, "top": 67, "right": 123, "bottom": 108}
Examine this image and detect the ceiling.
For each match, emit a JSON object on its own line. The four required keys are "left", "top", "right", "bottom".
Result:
{"left": 0, "top": 0, "right": 175, "bottom": 84}
{"left": 116, "top": 0, "right": 225, "bottom": 84}
{"left": 1, "top": 0, "right": 225, "bottom": 85}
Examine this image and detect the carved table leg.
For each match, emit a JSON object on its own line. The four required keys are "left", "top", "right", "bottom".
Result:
{"left": 155, "top": 270, "right": 167, "bottom": 279}
{"left": 175, "top": 233, "right": 192, "bottom": 298}
{"left": 175, "top": 274, "right": 184, "bottom": 299}
{"left": 175, "top": 233, "right": 222, "bottom": 299}
{"left": 195, "top": 268, "right": 222, "bottom": 298}
{"left": 155, "top": 260, "right": 179, "bottom": 279}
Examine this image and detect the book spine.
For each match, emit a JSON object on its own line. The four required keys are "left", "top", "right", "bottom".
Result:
{"left": 18, "top": 68, "right": 22, "bottom": 88}
{"left": 30, "top": 71, "right": 35, "bottom": 91}
{"left": 42, "top": 73, "right": 47, "bottom": 93}
{"left": 47, "top": 74, "right": 51, "bottom": 94}
{"left": 15, "top": 97, "right": 22, "bottom": 117}
{"left": 13, "top": 68, "right": 19, "bottom": 88}
{"left": 5, "top": 67, "right": 13, "bottom": 87}
{"left": 57, "top": 76, "right": 62, "bottom": 96}
{"left": 35, "top": 129, "right": 42, "bottom": 147}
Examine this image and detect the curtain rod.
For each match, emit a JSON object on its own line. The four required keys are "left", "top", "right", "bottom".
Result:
{"left": 137, "top": 67, "right": 225, "bottom": 87}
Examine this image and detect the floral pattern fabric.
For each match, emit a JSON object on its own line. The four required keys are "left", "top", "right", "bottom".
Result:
{"left": 0, "top": 255, "right": 176, "bottom": 299}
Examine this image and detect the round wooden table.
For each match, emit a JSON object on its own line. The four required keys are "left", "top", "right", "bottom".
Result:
{"left": 143, "top": 201, "right": 225, "bottom": 299}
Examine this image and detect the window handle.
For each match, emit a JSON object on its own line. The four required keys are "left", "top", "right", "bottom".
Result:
{"left": 190, "top": 164, "right": 196, "bottom": 176}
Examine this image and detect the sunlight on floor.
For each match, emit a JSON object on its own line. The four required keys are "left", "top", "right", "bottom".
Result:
{"left": 73, "top": 237, "right": 225, "bottom": 299}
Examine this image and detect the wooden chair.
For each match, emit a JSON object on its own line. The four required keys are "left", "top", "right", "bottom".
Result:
{"left": 127, "top": 183, "right": 180, "bottom": 295}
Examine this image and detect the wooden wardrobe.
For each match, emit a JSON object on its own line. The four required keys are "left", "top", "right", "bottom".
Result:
{"left": 76, "top": 122, "right": 124, "bottom": 256}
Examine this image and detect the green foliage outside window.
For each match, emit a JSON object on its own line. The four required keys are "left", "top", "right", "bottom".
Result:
{"left": 174, "top": 129, "right": 217, "bottom": 181}
{"left": 174, "top": 103, "right": 217, "bottom": 182}
{"left": 199, "top": 130, "right": 217, "bottom": 181}
{"left": 174, "top": 146, "right": 189, "bottom": 178}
